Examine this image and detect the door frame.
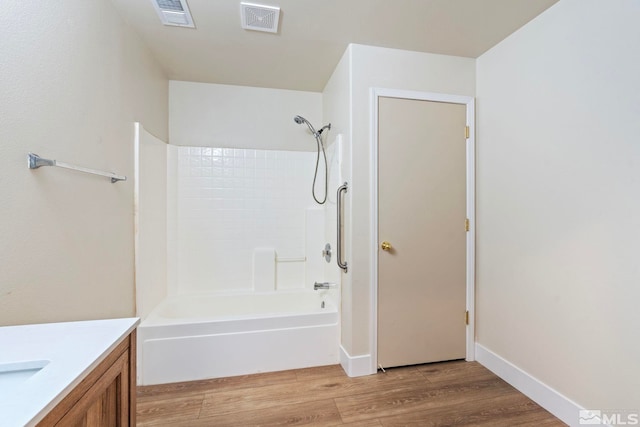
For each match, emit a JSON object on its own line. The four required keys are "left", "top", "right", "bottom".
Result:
{"left": 370, "top": 88, "right": 476, "bottom": 372}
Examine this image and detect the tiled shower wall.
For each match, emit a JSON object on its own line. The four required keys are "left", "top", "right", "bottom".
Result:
{"left": 171, "top": 146, "right": 323, "bottom": 294}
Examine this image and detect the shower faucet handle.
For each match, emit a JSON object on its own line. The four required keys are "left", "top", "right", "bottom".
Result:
{"left": 322, "top": 243, "right": 332, "bottom": 263}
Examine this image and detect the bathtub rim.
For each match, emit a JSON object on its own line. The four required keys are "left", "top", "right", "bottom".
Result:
{"left": 139, "top": 288, "right": 339, "bottom": 327}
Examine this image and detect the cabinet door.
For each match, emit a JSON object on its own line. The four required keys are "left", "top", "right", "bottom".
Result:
{"left": 36, "top": 332, "right": 136, "bottom": 427}
{"left": 57, "top": 351, "right": 129, "bottom": 427}
{"left": 80, "top": 380, "right": 118, "bottom": 427}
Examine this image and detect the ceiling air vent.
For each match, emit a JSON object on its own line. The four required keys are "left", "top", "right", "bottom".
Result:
{"left": 240, "top": 2, "right": 280, "bottom": 33}
{"left": 151, "top": 0, "right": 195, "bottom": 28}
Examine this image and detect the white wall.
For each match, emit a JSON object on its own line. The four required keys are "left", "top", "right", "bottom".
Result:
{"left": 477, "top": 0, "right": 640, "bottom": 411}
{"left": 170, "top": 81, "right": 322, "bottom": 151}
{"left": 344, "top": 44, "right": 476, "bottom": 358}
{"left": 0, "top": 0, "right": 168, "bottom": 325}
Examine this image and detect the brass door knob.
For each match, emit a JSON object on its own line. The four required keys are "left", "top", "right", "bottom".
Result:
{"left": 381, "top": 241, "right": 392, "bottom": 251}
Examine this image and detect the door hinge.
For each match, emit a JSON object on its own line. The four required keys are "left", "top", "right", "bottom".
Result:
{"left": 465, "top": 310, "right": 469, "bottom": 325}
{"left": 465, "top": 218, "right": 470, "bottom": 232}
{"left": 465, "top": 125, "right": 470, "bottom": 139}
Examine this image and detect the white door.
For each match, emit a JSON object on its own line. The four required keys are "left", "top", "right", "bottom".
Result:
{"left": 378, "top": 96, "right": 467, "bottom": 368}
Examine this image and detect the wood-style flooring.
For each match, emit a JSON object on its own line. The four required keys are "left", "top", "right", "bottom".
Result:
{"left": 136, "top": 360, "right": 565, "bottom": 426}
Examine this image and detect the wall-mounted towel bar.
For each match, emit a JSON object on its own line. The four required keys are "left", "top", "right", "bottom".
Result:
{"left": 28, "top": 153, "right": 127, "bottom": 183}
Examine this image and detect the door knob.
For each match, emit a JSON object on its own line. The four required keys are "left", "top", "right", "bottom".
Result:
{"left": 381, "top": 241, "right": 392, "bottom": 251}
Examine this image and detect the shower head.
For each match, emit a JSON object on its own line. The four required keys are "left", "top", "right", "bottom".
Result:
{"left": 294, "top": 115, "right": 330, "bottom": 205}
{"left": 294, "top": 115, "right": 318, "bottom": 137}
{"left": 294, "top": 115, "right": 331, "bottom": 139}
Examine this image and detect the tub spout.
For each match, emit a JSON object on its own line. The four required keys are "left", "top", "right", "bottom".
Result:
{"left": 314, "top": 282, "right": 337, "bottom": 290}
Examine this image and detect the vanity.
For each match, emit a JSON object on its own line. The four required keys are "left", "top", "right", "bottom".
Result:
{"left": 0, "top": 318, "right": 139, "bottom": 426}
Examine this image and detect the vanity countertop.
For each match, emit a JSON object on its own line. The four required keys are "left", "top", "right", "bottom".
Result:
{"left": 0, "top": 317, "right": 139, "bottom": 427}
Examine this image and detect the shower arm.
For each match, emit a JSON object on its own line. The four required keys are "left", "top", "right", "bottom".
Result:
{"left": 316, "top": 124, "right": 331, "bottom": 137}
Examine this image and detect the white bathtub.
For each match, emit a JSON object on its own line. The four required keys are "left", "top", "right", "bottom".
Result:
{"left": 137, "top": 290, "right": 339, "bottom": 385}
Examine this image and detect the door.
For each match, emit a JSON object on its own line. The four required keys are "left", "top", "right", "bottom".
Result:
{"left": 378, "top": 96, "right": 467, "bottom": 368}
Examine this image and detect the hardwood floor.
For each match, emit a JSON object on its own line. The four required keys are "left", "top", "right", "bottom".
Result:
{"left": 137, "top": 361, "right": 565, "bottom": 426}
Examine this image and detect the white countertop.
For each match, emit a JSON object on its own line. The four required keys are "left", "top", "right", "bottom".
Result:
{"left": 0, "top": 317, "right": 139, "bottom": 427}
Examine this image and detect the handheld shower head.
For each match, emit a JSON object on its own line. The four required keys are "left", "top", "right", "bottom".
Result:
{"left": 294, "top": 115, "right": 332, "bottom": 138}
{"left": 293, "top": 114, "right": 332, "bottom": 205}
{"left": 293, "top": 115, "right": 318, "bottom": 136}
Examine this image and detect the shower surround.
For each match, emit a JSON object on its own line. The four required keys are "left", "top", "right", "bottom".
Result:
{"left": 135, "top": 123, "right": 342, "bottom": 384}
{"left": 168, "top": 145, "right": 326, "bottom": 294}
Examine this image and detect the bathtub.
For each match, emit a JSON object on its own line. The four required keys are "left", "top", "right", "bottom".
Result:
{"left": 137, "top": 290, "right": 339, "bottom": 385}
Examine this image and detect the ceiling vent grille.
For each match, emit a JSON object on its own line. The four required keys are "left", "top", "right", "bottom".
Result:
{"left": 240, "top": 2, "right": 280, "bottom": 33}
{"left": 151, "top": 0, "right": 195, "bottom": 28}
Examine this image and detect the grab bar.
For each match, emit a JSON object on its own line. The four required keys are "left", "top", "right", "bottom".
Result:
{"left": 337, "top": 182, "right": 348, "bottom": 273}
{"left": 28, "top": 153, "right": 127, "bottom": 183}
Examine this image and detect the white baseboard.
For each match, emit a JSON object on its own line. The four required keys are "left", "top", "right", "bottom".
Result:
{"left": 476, "top": 343, "right": 589, "bottom": 427}
{"left": 339, "top": 345, "right": 374, "bottom": 377}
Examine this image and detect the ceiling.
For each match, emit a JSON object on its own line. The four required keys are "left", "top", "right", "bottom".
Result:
{"left": 110, "top": 0, "right": 559, "bottom": 92}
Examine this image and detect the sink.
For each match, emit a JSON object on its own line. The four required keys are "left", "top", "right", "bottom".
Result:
{"left": 0, "top": 360, "right": 49, "bottom": 395}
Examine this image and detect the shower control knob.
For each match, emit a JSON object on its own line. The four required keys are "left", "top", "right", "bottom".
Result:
{"left": 381, "top": 241, "right": 392, "bottom": 251}
{"left": 322, "top": 243, "right": 332, "bottom": 263}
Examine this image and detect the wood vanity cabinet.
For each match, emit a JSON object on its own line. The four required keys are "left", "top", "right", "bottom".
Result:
{"left": 37, "top": 330, "right": 137, "bottom": 427}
